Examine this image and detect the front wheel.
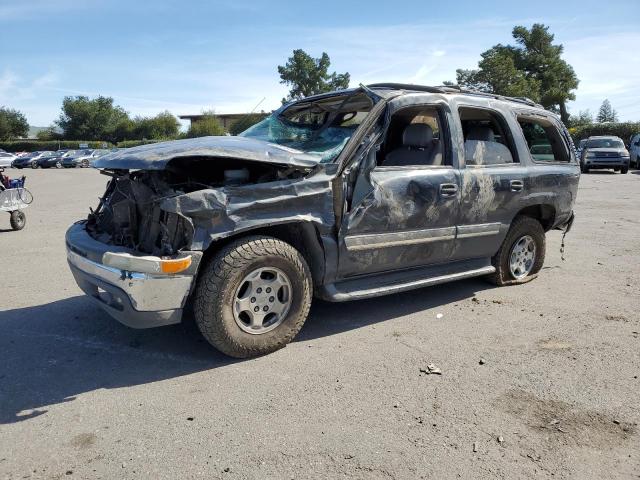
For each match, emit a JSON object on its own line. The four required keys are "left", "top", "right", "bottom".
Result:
{"left": 487, "top": 216, "right": 545, "bottom": 286}
{"left": 621, "top": 166, "right": 628, "bottom": 174}
{"left": 10, "top": 210, "right": 26, "bottom": 230}
{"left": 55, "top": 161, "right": 62, "bottom": 169}
{"left": 580, "top": 164, "right": 589, "bottom": 173}
{"left": 30, "top": 161, "right": 38, "bottom": 169}
{"left": 194, "top": 236, "right": 312, "bottom": 358}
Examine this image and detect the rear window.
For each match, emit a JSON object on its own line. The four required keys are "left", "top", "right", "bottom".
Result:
{"left": 518, "top": 117, "right": 570, "bottom": 163}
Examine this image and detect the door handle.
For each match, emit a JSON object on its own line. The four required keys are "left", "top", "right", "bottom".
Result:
{"left": 510, "top": 180, "right": 524, "bottom": 192}
{"left": 439, "top": 183, "right": 458, "bottom": 197}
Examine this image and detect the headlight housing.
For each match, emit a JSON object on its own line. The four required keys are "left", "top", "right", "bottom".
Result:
{"left": 620, "top": 151, "right": 630, "bottom": 158}
{"left": 585, "top": 151, "right": 595, "bottom": 158}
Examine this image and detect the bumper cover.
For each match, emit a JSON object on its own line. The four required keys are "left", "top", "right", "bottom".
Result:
{"left": 66, "top": 222, "right": 199, "bottom": 328}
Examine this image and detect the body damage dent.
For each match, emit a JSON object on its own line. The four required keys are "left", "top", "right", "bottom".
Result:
{"left": 159, "top": 172, "right": 336, "bottom": 251}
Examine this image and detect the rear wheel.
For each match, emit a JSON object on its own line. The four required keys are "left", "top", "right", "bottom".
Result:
{"left": 30, "top": 161, "right": 38, "bottom": 169}
{"left": 488, "top": 216, "right": 545, "bottom": 286}
{"left": 9, "top": 210, "right": 26, "bottom": 230}
{"left": 194, "top": 236, "right": 312, "bottom": 358}
{"left": 55, "top": 161, "right": 62, "bottom": 169}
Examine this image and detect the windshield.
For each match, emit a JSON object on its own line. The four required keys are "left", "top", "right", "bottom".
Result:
{"left": 587, "top": 138, "right": 624, "bottom": 149}
{"left": 240, "top": 91, "right": 374, "bottom": 163}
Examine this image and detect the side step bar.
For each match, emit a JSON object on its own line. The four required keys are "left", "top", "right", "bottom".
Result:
{"left": 320, "top": 259, "right": 495, "bottom": 302}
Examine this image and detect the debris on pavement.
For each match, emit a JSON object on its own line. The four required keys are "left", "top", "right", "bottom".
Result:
{"left": 479, "top": 358, "right": 486, "bottom": 365}
{"left": 436, "top": 313, "right": 444, "bottom": 319}
{"left": 472, "top": 442, "right": 478, "bottom": 453}
{"left": 420, "top": 363, "right": 442, "bottom": 375}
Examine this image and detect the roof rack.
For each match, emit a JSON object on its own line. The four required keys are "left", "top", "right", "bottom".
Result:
{"left": 367, "top": 83, "right": 542, "bottom": 108}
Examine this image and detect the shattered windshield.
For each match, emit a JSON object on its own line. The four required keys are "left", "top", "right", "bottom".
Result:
{"left": 240, "top": 91, "right": 375, "bottom": 163}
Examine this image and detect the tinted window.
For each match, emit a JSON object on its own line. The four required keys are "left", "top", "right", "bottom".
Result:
{"left": 518, "top": 118, "right": 570, "bottom": 163}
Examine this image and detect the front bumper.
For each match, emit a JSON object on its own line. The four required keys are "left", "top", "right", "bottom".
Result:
{"left": 584, "top": 158, "right": 628, "bottom": 168}
{"left": 66, "top": 222, "right": 201, "bottom": 328}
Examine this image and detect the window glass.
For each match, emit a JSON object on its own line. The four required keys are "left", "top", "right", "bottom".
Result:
{"left": 518, "top": 118, "right": 570, "bottom": 162}
{"left": 587, "top": 138, "right": 624, "bottom": 149}
{"left": 459, "top": 107, "right": 517, "bottom": 165}
{"left": 379, "top": 106, "right": 447, "bottom": 167}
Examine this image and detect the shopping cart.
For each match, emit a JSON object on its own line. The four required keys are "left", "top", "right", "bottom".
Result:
{"left": 0, "top": 168, "right": 33, "bottom": 230}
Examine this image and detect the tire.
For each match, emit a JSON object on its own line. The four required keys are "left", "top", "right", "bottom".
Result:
{"left": 194, "top": 236, "right": 312, "bottom": 358}
{"left": 580, "top": 164, "right": 589, "bottom": 173}
{"left": 621, "top": 166, "right": 628, "bottom": 174}
{"left": 10, "top": 210, "right": 26, "bottom": 230}
{"left": 55, "top": 161, "right": 62, "bottom": 169}
{"left": 30, "top": 161, "right": 38, "bottom": 169}
{"left": 487, "top": 216, "right": 545, "bottom": 286}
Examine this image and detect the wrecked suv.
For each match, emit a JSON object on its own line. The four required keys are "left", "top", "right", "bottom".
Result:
{"left": 66, "top": 84, "right": 579, "bottom": 358}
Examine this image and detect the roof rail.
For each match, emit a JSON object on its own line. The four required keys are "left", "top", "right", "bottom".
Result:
{"left": 367, "top": 83, "right": 543, "bottom": 108}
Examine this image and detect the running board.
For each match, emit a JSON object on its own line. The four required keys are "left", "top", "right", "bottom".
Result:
{"left": 320, "top": 259, "right": 495, "bottom": 302}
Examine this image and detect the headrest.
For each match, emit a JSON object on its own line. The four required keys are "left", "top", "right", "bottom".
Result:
{"left": 403, "top": 124, "right": 433, "bottom": 148}
{"left": 466, "top": 126, "right": 495, "bottom": 142}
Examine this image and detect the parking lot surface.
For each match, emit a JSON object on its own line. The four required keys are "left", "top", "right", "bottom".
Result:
{"left": 1, "top": 168, "right": 639, "bottom": 479}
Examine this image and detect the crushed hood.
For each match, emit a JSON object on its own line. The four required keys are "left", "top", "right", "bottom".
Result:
{"left": 92, "top": 136, "right": 321, "bottom": 170}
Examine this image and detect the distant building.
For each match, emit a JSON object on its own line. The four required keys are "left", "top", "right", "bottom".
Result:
{"left": 179, "top": 112, "right": 269, "bottom": 131}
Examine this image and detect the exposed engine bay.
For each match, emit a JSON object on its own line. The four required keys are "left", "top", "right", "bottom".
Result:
{"left": 86, "top": 157, "right": 309, "bottom": 256}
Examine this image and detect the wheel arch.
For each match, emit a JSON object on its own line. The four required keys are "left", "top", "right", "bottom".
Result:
{"left": 200, "top": 221, "right": 328, "bottom": 288}
{"left": 513, "top": 204, "right": 556, "bottom": 231}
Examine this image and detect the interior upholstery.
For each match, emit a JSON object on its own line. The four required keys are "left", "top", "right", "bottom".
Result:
{"left": 384, "top": 124, "right": 442, "bottom": 166}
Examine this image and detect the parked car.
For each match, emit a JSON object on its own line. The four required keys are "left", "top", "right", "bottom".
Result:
{"left": 12, "top": 151, "right": 56, "bottom": 169}
{"left": 66, "top": 83, "right": 579, "bottom": 358}
{"left": 38, "top": 149, "right": 77, "bottom": 168}
{"left": 629, "top": 133, "right": 640, "bottom": 168}
{"left": 580, "top": 136, "right": 630, "bottom": 173}
{"left": 576, "top": 138, "right": 588, "bottom": 158}
{"left": 0, "top": 151, "right": 18, "bottom": 167}
{"left": 61, "top": 149, "right": 101, "bottom": 168}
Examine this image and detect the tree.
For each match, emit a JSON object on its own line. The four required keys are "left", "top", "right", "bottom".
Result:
{"left": 185, "top": 111, "right": 225, "bottom": 137}
{"left": 56, "top": 95, "right": 130, "bottom": 142}
{"left": 277, "top": 49, "right": 350, "bottom": 102}
{"left": 229, "top": 113, "right": 265, "bottom": 135}
{"left": 0, "top": 107, "right": 29, "bottom": 140}
{"left": 569, "top": 110, "right": 593, "bottom": 128}
{"left": 132, "top": 111, "right": 180, "bottom": 139}
{"left": 511, "top": 24, "right": 579, "bottom": 124}
{"left": 452, "top": 24, "right": 578, "bottom": 124}
{"left": 596, "top": 99, "right": 618, "bottom": 123}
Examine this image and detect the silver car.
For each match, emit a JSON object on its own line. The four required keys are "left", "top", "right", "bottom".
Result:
{"left": 580, "top": 136, "right": 630, "bottom": 174}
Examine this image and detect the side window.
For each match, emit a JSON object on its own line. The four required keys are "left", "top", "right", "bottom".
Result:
{"left": 459, "top": 107, "right": 517, "bottom": 166}
{"left": 518, "top": 117, "right": 570, "bottom": 163}
{"left": 379, "top": 106, "right": 449, "bottom": 167}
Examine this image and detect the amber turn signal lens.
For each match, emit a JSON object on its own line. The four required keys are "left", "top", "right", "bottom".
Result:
{"left": 160, "top": 256, "right": 192, "bottom": 274}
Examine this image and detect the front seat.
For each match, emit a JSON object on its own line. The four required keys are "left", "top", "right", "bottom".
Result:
{"left": 384, "top": 124, "right": 437, "bottom": 166}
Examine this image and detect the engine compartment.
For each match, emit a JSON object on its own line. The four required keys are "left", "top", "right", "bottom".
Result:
{"left": 86, "top": 157, "right": 309, "bottom": 255}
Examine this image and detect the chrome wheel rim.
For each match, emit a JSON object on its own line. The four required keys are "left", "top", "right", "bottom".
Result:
{"left": 232, "top": 267, "right": 292, "bottom": 335}
{"left": 509, "top": 235, "right": 536, "bottom": 279}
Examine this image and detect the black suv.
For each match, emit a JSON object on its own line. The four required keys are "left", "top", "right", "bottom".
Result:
{"left": 66, "top": 84, "right": 579, "bottom": 358}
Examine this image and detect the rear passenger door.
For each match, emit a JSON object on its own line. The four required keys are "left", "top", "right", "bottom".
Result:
{"left": 337, "top": 102, "right": 460, "bottom": 278}
{"left": 451, "top": 105, "right": 528, "bottom": 261}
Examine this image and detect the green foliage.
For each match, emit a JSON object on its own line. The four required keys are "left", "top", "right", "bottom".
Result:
{"left": 278, "top": 49, "right": 350, "bottom": 102}
{"left": 0, "top": 140, "right": 112, "bottom": 153}
{"left": 116, "top": 139, "right": 162, "bottom": 148}
{"left": 569, "top": 110, "right": 593, "bottom": 128}
{"left": 229, "top": 113, "right": 266, "bottom": 135}
{"left": 596, "top": 99, "right": 618, "bottom": 123}
{"left": 55, "top": 96, "right": 181, "bottom": 143}
{"left": 131, "top": 111, "right": 180, "bottom": 140}
{"left": 56, "top": 96, "right": 129, "bottom": 143}
{"left": 452, "top": 24, "right": 578, "bottom": 124}
{"left": 571, "top": 122, "right": 640, "bottom": 144}
{"left": 186, "top": 111, "right": 225, "bottom": 137}
{"left": 0, "top": 107, "right": 29, "bottom": 140}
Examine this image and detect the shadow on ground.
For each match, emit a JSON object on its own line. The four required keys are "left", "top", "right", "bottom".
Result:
{"left": 0, "top": 279, "right": 490, "bottom": 424}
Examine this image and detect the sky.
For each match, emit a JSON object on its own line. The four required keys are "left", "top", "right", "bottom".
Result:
{"left": 0, "top": 0, "right": 638, "bottom": 128}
